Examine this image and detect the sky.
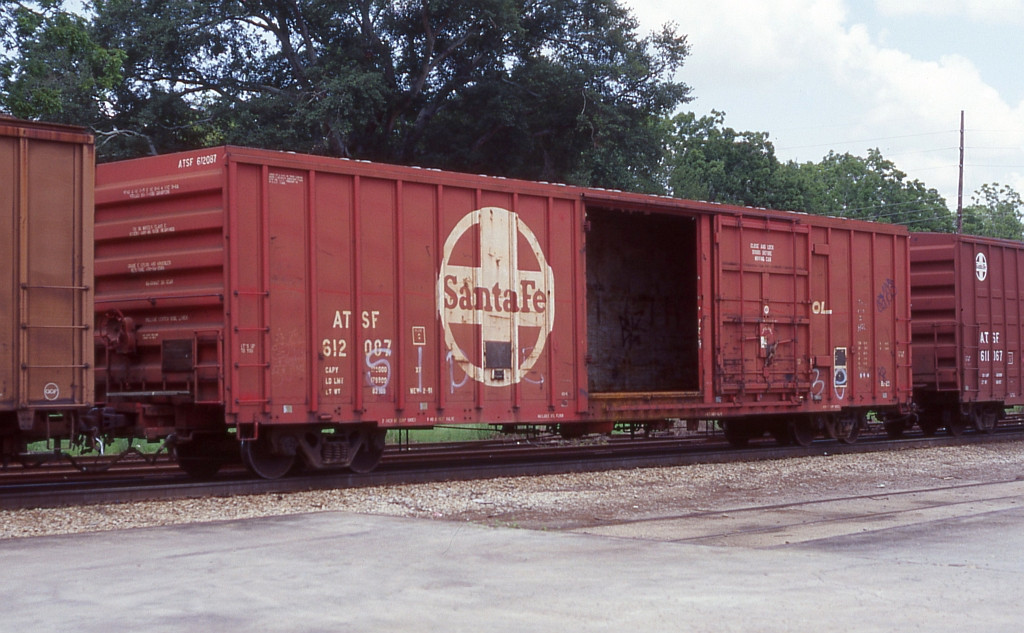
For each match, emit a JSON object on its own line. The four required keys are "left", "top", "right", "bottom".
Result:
{"left": 624, "top": 0, "right": 1024, "bottom": 210}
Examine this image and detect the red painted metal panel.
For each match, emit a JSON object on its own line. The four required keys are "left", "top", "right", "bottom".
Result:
{"left": 95, "top": 145, "right": 912, "bottom": 438}
{"left": 96, "top": 147, "right": 580, "bottom": 432}
{"left": 714, "top": 213, "right": 811, "bottom": 404}
{"left": 582, "top": 192, "right": 911, "bottom": 422}
{"left": 1, "top": 117, "right": 94, "bottom": 422}
{"left": 912, "top": 232, "right": 1024, "bottom": 407}
{"left": 95, "top": 148, "right": 228, "bottom": 433}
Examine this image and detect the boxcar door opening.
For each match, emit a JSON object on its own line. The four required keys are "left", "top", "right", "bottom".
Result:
{"left": 584, "top": 207, "right": 700, "bottom": 395}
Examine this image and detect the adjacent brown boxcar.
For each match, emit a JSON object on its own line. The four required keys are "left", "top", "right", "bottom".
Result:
{"left": 910, "top": 232, "right": 1024, "bottom": 435}
{"left": 0, "top": 117, "right": 94, "bottom": 458}
{"left": 94, "top": 146, "right": 912, "bottom": 476}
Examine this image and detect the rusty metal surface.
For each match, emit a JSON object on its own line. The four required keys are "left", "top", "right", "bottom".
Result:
{"left": 0, "top": 117, "right": 94, "bottom": 419}
{"left": 714, "top": 213, "right": 911, "bottom": 412}
{"left": 583, "top": 195, "right": 913, "bottom": 420}
{"left": 95, "top": 148, "right": 580, "bottom": 434}
{"left": 911, "top": 232, "right": 1024, "bottom": 406}
{"left": 95, "top": 146, "right": 914, "bottom": 440}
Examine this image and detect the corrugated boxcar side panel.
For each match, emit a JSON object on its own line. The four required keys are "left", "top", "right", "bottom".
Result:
{"left": 910, "top": 233, "right": 959, "bottom": 393}
{"left": 827, "top": 228, "right": 917, "bottom": 409}
{"left": 715, "top": 214, "right": 910, "bottom": 413}
{"left": 714, "top": 214, "right": 812, "bottom": 406}
{"left": 957, "top": 236, "right": 1024, "bottom": 405}
{"left": 1, "top": 122, "right": 93, "bottom": 413}
{"left": 309, "top": 168, "right": 354, "bottom": 410}
{"left": 221, "top": 151, "right": 577, "bottom": 429}
{"left": 231, "top": 161, "right": 320, "bottom": 422}
{"left": 429, "top": 184, "right": 576, "bottom": 423}
{"left": 0, "top": 134, "right": 17, "bottom": 410}
{"left": 844, "top": 228, "right": 910, "bottom": 407}
{"left": 94, "top": 150, "right": 227, "bottom": 405}
{"left": 910, "top": 233, "right": 1024, "bottom": 406}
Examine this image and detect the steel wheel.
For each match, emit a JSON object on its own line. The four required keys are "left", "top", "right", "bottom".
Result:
{"left": 945, "top": 415, "right": 967, "bottom": 437}
{"left": 828, "top": 413, "right": 863, "bottom": 445}
{"left": 241, "top": 438, "right": 295, "bottom": 479}
{"left": 971, "top": 407, "right": 998, "bottom": 434}
{"left": 789, "top": 418, "right": 816, "bottom": 447}
{"left": 349, "top": 428, "right": 387, "bottom": 473}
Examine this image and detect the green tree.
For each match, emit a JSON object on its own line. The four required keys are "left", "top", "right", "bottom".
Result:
{"left": 663, "top": 110, "right": 786, "bottom": 207}
{"left": 960, "top": 183, "right": 1024, "bottom": 240}
{"left": 661, "top": 112, "right": 953, "bottom": 231}
{"left": 798, "top": 149, "right": 953, "bottom": 231}
{"left": 3, "top": 0, "right": 692, "bottom": 189}
{"left": 0, "top": 1, "right": 124, "bottom": 124}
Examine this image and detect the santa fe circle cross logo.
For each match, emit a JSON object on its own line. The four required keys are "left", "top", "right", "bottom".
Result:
{"left": 975, "top": 252, "right": 988, "bottom": 282}
{"left": 437, "top": 207, "right": 555, "bottom": 387}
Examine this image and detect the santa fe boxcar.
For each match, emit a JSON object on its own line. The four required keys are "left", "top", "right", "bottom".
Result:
{"left": 93, "top": 146, "right": 913, "bottom": 476}
{"left": 909, "top": 232, "right": 1024, "bottom": 436}
{"left": 0, "top": 117, "right": 94, "bottom": 459}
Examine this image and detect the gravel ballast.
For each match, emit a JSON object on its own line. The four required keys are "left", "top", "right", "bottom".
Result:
{"left": 3, "top": 443, "right": 1024, "bottom": 540}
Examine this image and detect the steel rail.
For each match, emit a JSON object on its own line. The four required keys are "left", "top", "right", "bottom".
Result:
{"left": 3, "top": 428, "right": 1023, "bottom": 511}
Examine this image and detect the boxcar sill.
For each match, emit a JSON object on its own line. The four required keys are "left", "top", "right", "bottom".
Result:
{"left": 589, "top": 391, "right": 703, "bottom": 400}
{"left": 106, "top": 391, "right": 192, "bottom": 398}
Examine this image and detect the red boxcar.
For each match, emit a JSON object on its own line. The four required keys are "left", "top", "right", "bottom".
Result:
{"left": 910, "top": 232, "right": 1024, "bottom": 435}
{"left": 0, "top": 117, "right": 94, "bottom": 459}
{"left": 95, "top": 147, "right": 912, "bottom": 476}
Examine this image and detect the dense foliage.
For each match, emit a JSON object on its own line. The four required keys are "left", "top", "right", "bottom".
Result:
{"left": 961, "top": 184, "right": 1024, "bottom": 240}
{"left": 661, "top": 111, "right": 1024, "bottom": 237}
{"left": 794, "top": 149, "right": 954, "bottom": 232}
{"left": 0, "top": 1, "right": 123, "bottom": 125}
{"left": 1, "top": 0, "right": 691, "bottom": 191}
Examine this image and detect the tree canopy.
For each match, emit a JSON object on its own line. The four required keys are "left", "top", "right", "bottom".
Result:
{"left": 961, "top": 183, "right": 1024, "bottom": 240}
{"left": 796, "top": 149, "right": 953, "bottom": 232}
{"left": 661, "top": 112, "right": 956, "bottom": 232}
{"left": 0, "top": 1, "right": 123, "bottom": 125}
{"left": 1, "top": 0, "right": 691, "bottom": 190}
{"left": 2, "top": 1, "right": 1019, "bottom": 235}
{"left": 664, "top": 110, "right": 783, "bottom": 208}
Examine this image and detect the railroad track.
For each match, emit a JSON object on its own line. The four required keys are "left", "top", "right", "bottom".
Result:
{"left": 3, "top": 424, "right": 1024, "bottom": 511}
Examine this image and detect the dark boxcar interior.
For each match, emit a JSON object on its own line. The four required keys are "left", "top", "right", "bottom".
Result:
{"left": 585, "top": 207, "right": 699, "bottom": 393}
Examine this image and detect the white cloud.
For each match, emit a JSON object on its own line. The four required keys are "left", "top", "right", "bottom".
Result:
{"left": 624, "top": 0, "right": 1024, "bottom": 204}
{"left": 874, "top": 0, "right": 1024, "bottom": 23}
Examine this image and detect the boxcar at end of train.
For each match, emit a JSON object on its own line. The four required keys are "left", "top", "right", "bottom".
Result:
{"left": 909, "top": 232, "right": 1024, "bottom": 436}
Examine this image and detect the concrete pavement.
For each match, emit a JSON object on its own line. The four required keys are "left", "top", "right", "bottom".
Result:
{"left": 3, "top": 487, "right": 1024, "bottom": 632}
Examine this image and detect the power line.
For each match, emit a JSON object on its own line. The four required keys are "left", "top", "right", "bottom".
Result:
{"left": 776, "top": 130, "right": 959, "bottom": 151}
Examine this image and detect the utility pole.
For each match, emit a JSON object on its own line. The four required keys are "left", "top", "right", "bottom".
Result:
{"left": 956, "top": 110, "right": 965, "bottom": 234}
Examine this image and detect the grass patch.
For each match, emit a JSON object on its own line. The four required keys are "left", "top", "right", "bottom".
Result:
{"left": 387, "top": 424, "right": 501, "bottom": 444}
{"left": 25, "top": 437, "right": 166, "bottom": 456}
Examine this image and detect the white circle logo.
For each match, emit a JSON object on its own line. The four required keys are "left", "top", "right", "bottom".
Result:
{"left": 437, "top": 207, "right": 555, "bottom": 387}
{"left": 43, "top": 382, "right": 60, "bottom": 401}
{"left": 976, "top": 252, "right": 988, "bottom": 281}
